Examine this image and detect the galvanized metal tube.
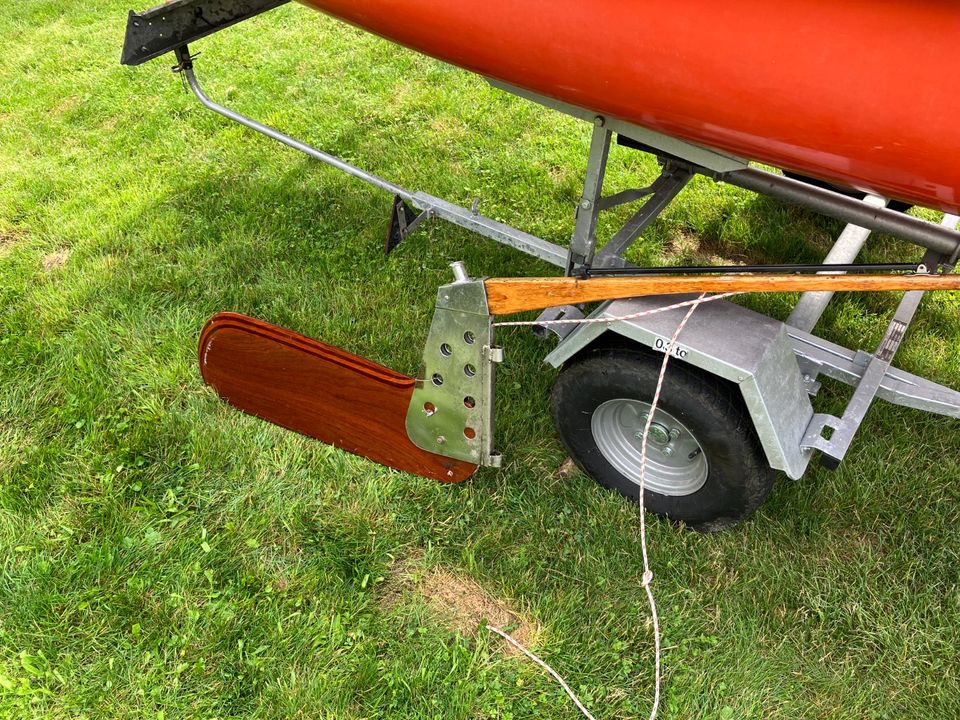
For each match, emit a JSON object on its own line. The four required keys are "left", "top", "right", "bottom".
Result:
{"left": 180, "top": 64, "right": 413, "bottom": 202}
{"left": 725, "top": 168, "right": 960, "bottom": 256}
{"left": 177, "top": 54, "right": 570, "bottom": 267}
{"left": 414, "top": 192, "right": 568, "bottom": 267}
{"left": 787, "top": 194, "right": 888, "bottom": 332}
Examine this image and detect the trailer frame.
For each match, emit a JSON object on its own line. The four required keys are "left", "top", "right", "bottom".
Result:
{"left": 123, "top": 2, "right": 960, "bottom": 490}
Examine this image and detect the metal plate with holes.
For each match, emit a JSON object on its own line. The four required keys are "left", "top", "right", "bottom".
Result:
{"left": 405, "top": 279, "right": 501, "bottom": 466}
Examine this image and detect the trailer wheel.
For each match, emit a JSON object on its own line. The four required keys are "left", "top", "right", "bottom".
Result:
{"left": 550, "top": 346, "right": 775, "bottom": 531}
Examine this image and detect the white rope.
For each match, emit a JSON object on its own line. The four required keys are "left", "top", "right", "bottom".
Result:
{"left": 487, "top": 625, "right": 598, "bottom": 720}
{"left": 634, "top": 292, "right": 708, "bottom": 720}
{"left": 490, "top": 292, "right": 712, "bottom": 720}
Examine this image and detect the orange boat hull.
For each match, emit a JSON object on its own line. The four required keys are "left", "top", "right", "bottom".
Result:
{"left": 299, "top": 0, "right": 960, "bottom": 214}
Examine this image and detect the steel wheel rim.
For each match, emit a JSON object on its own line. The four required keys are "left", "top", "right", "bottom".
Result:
{"left": 591, "top": 398, "right": 708, "bottom": 496}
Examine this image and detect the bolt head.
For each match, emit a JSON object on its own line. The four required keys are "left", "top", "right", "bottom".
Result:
{"left": 639, "top": 423, "right": 671, "bottom": 446}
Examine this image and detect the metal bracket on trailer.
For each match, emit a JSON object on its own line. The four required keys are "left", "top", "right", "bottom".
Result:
{"left": 121, "top": 0, "right": 290, "bottom": 66}
{"left": 563, "top": 119, "right": 696, "bottom": 275}
{"left": 405, "top": 263, "right": 503, "bottom": 468}
{"left": 801, "top": 293, "right": 922, "bottom": 468}
{"left": 787, "top": 320, "right": 960, "bottom": 420}
{"left": 796, "top": 230, "right": 960, "bottom": 467}
{"left": 543, "top": 297, "right": 817, "bottom": 480}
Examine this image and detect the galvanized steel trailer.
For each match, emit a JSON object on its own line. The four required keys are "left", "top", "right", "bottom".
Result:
{"left": 122, "top": 0, "right": 960, "bottom": 529}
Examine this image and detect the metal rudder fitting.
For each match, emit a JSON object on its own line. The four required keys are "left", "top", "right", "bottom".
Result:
{"left": 406, "top": 263, "right": 503, "bottom": 468}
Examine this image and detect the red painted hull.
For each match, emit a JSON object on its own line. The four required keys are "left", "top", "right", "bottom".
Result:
{"left": 299, "top": 0, "right": 960, "bottom": 214}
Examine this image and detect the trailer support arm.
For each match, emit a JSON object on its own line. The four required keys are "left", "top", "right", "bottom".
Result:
{"left": 121, "top": 0, "right": 290, "bottom": 66}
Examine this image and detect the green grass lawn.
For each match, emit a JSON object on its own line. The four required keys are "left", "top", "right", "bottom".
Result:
{"left": 3, "top": 2, "right": 960, "bottom": 718}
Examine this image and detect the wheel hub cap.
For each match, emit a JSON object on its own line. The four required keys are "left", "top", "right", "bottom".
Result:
{"left": 591, "top": 398, "right": 708, "bottom": 496}
{"left": 637, "top": 422, "right": 671, "bottom": 446}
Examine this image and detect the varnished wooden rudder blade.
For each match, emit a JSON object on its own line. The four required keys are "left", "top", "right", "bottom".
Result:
{"left": 198, "top": 312, "right": 477, "bottom": 483}
{"left": 482, "top": 274, "right": 960, "bottom": 315}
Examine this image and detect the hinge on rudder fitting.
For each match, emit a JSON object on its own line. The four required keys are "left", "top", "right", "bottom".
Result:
{"left": 405, "top": 264, "right": 503, "bottom": 467}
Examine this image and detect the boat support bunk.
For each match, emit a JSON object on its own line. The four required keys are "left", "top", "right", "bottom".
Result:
{"left": 123, "top": 0, "right": 960, "bottom": 528}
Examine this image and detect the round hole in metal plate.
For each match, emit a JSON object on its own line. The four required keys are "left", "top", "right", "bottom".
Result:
{"left": 423, "top": 402, "right": 437, "bottom": 416}
{"left": 463, "top": 331, "right": 475, "bottom": 345}
{"left": 464, "top": 427, "right": 477, "bottom": 440}
{"left": 463, "top": 396, "right": 476, "bottom": 409}
{"left": 440, "top": 343, "right": 453, "bottom": 357}
{"left": 431, "top": 373, "right": 444, "bottom": 386}
{"left": 464, "top": 364, "right": 476, "bottom": 378}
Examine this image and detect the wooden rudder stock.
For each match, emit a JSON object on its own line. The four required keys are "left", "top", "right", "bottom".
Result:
{"left": 482, "top": 274, "right": 960, "bottom": 316}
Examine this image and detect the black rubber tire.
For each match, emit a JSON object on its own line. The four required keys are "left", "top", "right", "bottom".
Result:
{"left": 550, "top": 346, "right": 776, "bottom": 531}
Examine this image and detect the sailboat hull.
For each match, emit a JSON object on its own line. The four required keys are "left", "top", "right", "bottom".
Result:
{"left": 299, "top": 0, "right": 960, "bottom": 214}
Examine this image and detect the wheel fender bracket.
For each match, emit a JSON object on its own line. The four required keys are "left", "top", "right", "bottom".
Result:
{"left": 543, "top": 295, "right": 815, "bottom": 479}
